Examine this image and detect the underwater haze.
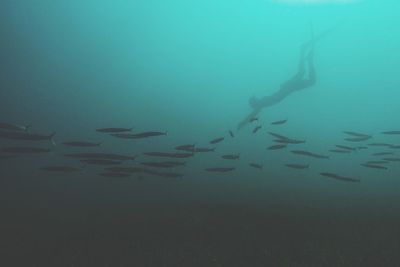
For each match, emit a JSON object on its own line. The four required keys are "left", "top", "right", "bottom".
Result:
{"left": 1, "top": 0, "right": 400, "bottom": 266}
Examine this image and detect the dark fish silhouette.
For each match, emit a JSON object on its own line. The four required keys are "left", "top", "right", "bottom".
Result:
{"left": 0, "top": 131, "right": 55, "bottom": 142}
{"left": 209, "top": 137, "right": 224, "bottom": 144}
{"left": 372, "top": 152, "right": 394, "bottom": 156}
{"left": 249, "top": 163, "right": 263, "bottom": 169}
{"left": 194, "top": 147, "right": 215, "bottom": 153}
{"left": 291, "top": 150, "right": 329, "bottom": 159}
{"left": 96, "top": 127, "right": 133, "bottom": 133}
{"left": 0, "top": 122, "right": 30, "bottom": 131}
{"left": 320, "top": 172, "right": 360, "bottom": 182}
{"left": 365, "top": 161, "right": 389, "bottom": 165}
{"left": 41, "top": 166, "right": 80, "bottom": 172}
{"left": 1, "top": 146, "right": 51, "bottom": 154}
{"left": 271, "top": 119, "right": 287, "bottom": 125}
{"left": 140, "top": 161, "right": 179, "bottom": 168}
{"left": 382, "top": 157, "right": 400, "bottom": 162}
{"left": 382, "top": 130, "right": 400, "bottom": 135}
{"left": 285, "top": 163, "right": 309, "bottom": 169}
{"left": 344, "top": 136, "right": 371, "bottom": 142}
{"left": 205, "top": 167, "right": 235, "bottom": 172}
{"left": 129, "top": 131, "right": 167, "bottom": 139}
{"left": 105, "top": 167, "right": 145, "bottom": 173}
{"left": 221, "top": 154, "right": 240, "bottom": 160}
{"left": 268, "top": 132, "right": 290, "bottom": 140}
{"left": 335, "top": 145, "right": 356, "bottom": 151}
{"left": 229, "top": 130, "right": 234, "bottom": 138}
{"left": 389, "top": 145, "right": 400, "bottom": 149}
{"left": 143, "top": 152, "right": 193, "bottom": 158}
{"left": 273, "top": 139, "right": 305, "bottom": 144}
{"left": 267, "top": 144, "right": 287, "bottom": 150}
{"left": 368, "top": 143, "right": 392, "bottom": 147}
{"left": 343, "top": 131, "right": 371, "bottom": 137}
{"left": 329, "top": 149, "right": 351, "bottom": 153}
{"left": 249, "top": 117, "right": 258, "bottom": 122}
{"left": 62, "top": 141, "right": 101, "bottom": 147}
{"left": 64, "top": 153, "right": 136, "bottom": 161}
{"left": 99, "top": 172, "right": 131, "bottom": 178}
{"left": 162, "top": 161, "right": 186, "bottom": 166}
{"left": 175, "top": 144, "right": 195, "bottom": 152}
{"left": 143, "top": 170, "right": 183, "bottom": 178}
{"left": 253, "top": 126, "right": 262, "bottom": 134}
{"left": 80, "top": 159, "right": 122, "bottom": 165}
{"left": 360, "top": 163, "right": 387, "bottom": 170}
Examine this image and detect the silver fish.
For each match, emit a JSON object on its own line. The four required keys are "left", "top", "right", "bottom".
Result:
{"left": 0, "top": 131, "right": 55, "bottom": 141}
{"left": 249, "top": 163, "right": 263, "bottom": 169}
{"left": 1, "top": 146, "right": 51, "bottom": 154}
{"left": 320, "top": 172, "right": 360, "bottom": 182}
{"left": 343, "top": 131, "right": 371, "bottom": 137}
{"left": 360, "top": 163, "right": 388, "bottom": 170}
{"left": 271, "top": 119, "right": 287, "bottom": 125}
{"left": 221, "top": 154, "right": 240, "bottom": 160}
{"left": 81, "top": 159, "right": 122, "bottom": 165}
{"left": 96, "top": 127, "right": 133, "bottom": 133}
{"left": 0, "top": 122, "right": 30, "bottom": 131}
{"left": 291, "top": 150, "right": 329, "bottom": 159}
{"left": 64, "top": 153, "right": 136, "bottom": 161}
{"left": 285, "top": 163, "right": 309, "bottom": 169}
{"left": 62, "top": 141, "right": 101, "bottom": 147}
{"left": 205, "top": 167, "right": 235, "bottom": 172}
{"left": 41, "top": 166, "right": 80, "bottom": 172}
{"left": 382, "top": 131, "right": 400, "bottom": 135}
{"left": 209, "top": 137, "right": 224, "bottom": 144}
{"left": 267, "top": 144, "right": 287, "bottom": 150}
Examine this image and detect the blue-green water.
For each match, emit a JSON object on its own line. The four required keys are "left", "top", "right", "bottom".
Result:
{"left": 1, "top": 0, "right": 400, "bottom": 266}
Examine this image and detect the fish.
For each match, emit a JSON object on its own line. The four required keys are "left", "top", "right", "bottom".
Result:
{"left": 0, "top": 131, "right": 55, "bottom": 142}
{"left": 267, "top": 144, "right": 287, "bottom": 150}
{"left": 367, "top": 143, "right": 392, "bottom": 147}
{"left": 0, "top": 122, "right": 30, "bottom": 131}
{"left": 291, "top": 150, "right": 329, "bottom": 159}
{"left": 110, "top": 133, "right": 137, "bottom": 139}
{"left": 285, "top": 164, "right": 309, "bottom": 169}
{"left": 273, "top": 139, "right": 305, "bottom": 144}
{"left": 162, "top": 161, "right": 186, "bottom": 166}
{"left": 64, "top": 153, "right": 136, "bottom": 161}
{"left": 209, "top": 137, "right": 224, "bottom": 144}
{"left": 229, "top": 130, "right": 234, "bottom": 138}
{"left": 80, "top": 159, "right": 122, "bottom": 165}
{"left": 129, "top": 131, "right": 167, "bottom": 139}
{"left": 335, "top": 145, "right": 356, "bottom": 151}
{"left": 268, "top": 132, "right": 290, "bottom": 140}
{"left": 41, "top": 166, "right": 80, "bottom": 172}
{"left": 140, "top": 161, "right": 179, "bottom": 168}
{"left": 382, "top": 157, "right": 400, "bottom": 162}
{"left": 389, "top": 145, "right": 400, "bottom": 149}
{"left": 365, "top": 161, "right": 389, "bottom": 165}
{"left": 343, "top": 131, "right": 371, "bottom": 137}
{"left": 249, "top": 163, "right": 263, "bottom": 169}
{"left": 143, "top": 170, "right": 183, "bottom": 178}
{"left": 175, "top": 144, "right": 195, "bottom": 152}
{"left": 271, "top": 119, "right": 287, "bottom": 125}
{"left": 329, "top": 149, "right": 351, "bottom": 153}
{"left": 382, "top": 131, "right": 400, "bottom": 135}
{"left": 320, "top": 172, "right": 360, "bottom": 182}
{"left": 143, "top": 152, "right": 194, "bottom": 158}
{"left": 205, "top": 167, "right": 235, "bottom": 172}
{"left": 1, "top": 147, "right": 51, "bottom": 154}
{"left": 104, "top": 167, "right": 146, "bottom": 173}
{"left": 221, "top": 154, "right": 240, "bottom": 160}
{"left": 372, "top": 152, "right": 394, "bottom": 156}
{"left": 345, "top": 136, "right": 371, "bottom": 142}
{"left": 249, "top": 117, "right": 258, "bottom": 122}
{"left": 99, "top": 172, "right": 131, "bottom": 178}
{"left": 252, "top": 126, "right": 262, "bottom": 134}
{"left": 357, "top": 146, "right": 368, "bottom": 150}
{"left": 360, "top": 163, "right": 388, "bottom": 170}
{"left": 194, "top": 147, "right": 215, "bottom": 153}
{"left": 62, "top": 141, "right": 101, "bottom": 147}
{"left": 96, "top": 127, "right": 133, "bottom": 133}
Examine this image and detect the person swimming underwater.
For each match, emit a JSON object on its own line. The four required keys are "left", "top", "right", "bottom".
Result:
{"left": 237, "top": 30, "right": 331, "bottom": 130}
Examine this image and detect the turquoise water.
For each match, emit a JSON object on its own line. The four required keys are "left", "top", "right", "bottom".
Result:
{"left": 1, "top": 0, "right": 400, "bottom": 266}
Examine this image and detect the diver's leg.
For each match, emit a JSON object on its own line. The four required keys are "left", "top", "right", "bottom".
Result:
{"left": 280, "top": 45, "right": 307, "bottom": 89}
{"left": 306, "top": 46, "right": 316, "bottom": 85}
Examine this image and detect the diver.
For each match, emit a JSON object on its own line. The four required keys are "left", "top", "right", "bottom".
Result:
{"left": 237, "top": 30, "right": 330, "bottom": 130}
